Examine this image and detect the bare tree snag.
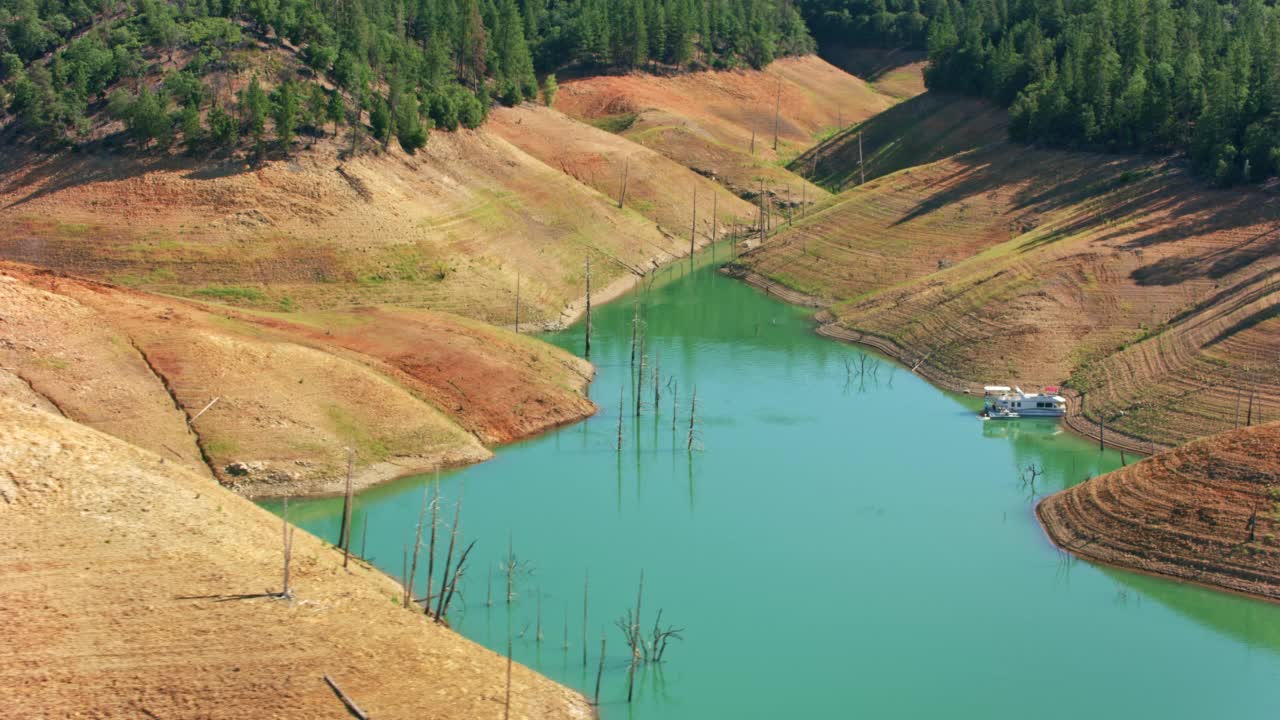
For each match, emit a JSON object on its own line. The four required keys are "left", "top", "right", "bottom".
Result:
{"left": 424, "top": 477, "right": 439, "bottom": 614}
{"left": 279, "top": 496, "right": 294, "bottom": 599}
{"left": 618, "top": 156, "right": 630, "bottom": 208}
{"left": 690, "top": 185, "right": 698, "bottom": 257}
{"left": 406, "top": 483, "right": 429, "bottom": 608}
{"left": 582, "top": 572, "right": 590, "bottom": 667}
{"left": 772, "top": 77, "right": 782, "bottom": 151}
{"left": 593, "top": 637, "right": 606, "bottom": 705}
{"left": 323, "top": 675, "right": 370, "bottom": 720}
{"left": 433, "top": 488, "right": 463, "bottom": 621}
{"left": 341, "top": 448, "right": 355, "bottom": 568}
{"left": 687, "top": 386, "right": 698, "bottom": 452}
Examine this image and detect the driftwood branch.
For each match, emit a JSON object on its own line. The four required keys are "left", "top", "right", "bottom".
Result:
{"left": 323, "top": 675, "right": 369, "bottom": 720}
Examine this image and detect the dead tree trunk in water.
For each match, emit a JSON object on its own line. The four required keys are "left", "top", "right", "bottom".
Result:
{"left": 630, "top": 302, "right": 639, "bottom": 369}
{"left": 424, "top": 478, "right": 439, "bottom": 614}
{"left": 406, "top": 483, "right": 429, "bottom": 608}
{"left": 584, "top": 257, "right": 592, "bottom": 358}
{"left": 593, "top": 637, "right": 606, "bottom": 705}
{"left": 636, "top": 333, "right": 646, "bottom": 418}
{"left": 433, "top": 489, "right": 463, "bottom": 621}
{"left": 672, "top": 379, "right": 679, "bottom": 432}
{"left": 617, "top": 385, "right": 625, "bottom": 451}
{"left": 653, "top": 353, "right": 661, "bottom": 411}
{"left": 688, "top": 386, "right": 698, "bottom": 452}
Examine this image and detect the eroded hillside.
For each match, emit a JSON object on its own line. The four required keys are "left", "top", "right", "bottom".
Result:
{"left": 739, "top": 96, "right": 1278, "bottom": 449}
{"left": 1038, "top": 422, "right": 1280, "bottom": 601}
{"left": 0, "top": 399, "right": 591, "bottom": 719}
{"left": 1, "top": 263, "right": 593, "bottom": 496}
{"left": 0, "top": 130, "right": 678, "bottom": 326}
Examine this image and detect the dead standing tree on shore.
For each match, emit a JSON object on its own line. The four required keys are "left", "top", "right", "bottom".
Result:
{"left": 277, "top": 495, "right": 295, "bottom": 600}
{"left": 339, "top": 448, "right": 355, "bottom": 568}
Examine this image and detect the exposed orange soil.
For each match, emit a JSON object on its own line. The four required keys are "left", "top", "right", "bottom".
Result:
{"left": 555, "top": 56, "right": 896, "bottom": 203}
{"left": 0, "top": 130, "right": 678, "bottom": 325}
{"left": 742, "top": 93, "right": 1278, "bottom": 447}
{"left": 0, "top": 399, "right": 591, "bottom": 719}
{"left": 489, "top": 103, "right": 757, "bottom": 242}
{"left": 245, "top": 305, "right": 596, "bottom": 446}
{"left": 794, "top": 92, "right": 1008, "bottom": 191}
{"left": 1, "top": 263, "right": 594, "bottom": 497}
{"left": 1038, "top": 422, "right": 1280, "bottom": 601}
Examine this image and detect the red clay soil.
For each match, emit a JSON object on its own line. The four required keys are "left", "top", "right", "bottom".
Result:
{"left": 0, "top": 399, "right": 591, "bottom": 719}
{"left": 1, "top": 263, "right": 595, "bottom": 497}
{"left": 1038, "top": 422, "right": 1280, "bottom": 602}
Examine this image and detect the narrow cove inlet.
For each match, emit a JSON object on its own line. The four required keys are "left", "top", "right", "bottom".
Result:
{"left": 268, "top": 259, "right": 1280, "bottom": 719}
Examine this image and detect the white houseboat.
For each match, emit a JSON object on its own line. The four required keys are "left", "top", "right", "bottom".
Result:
{"left": 982, "top": 386, "right": 1067, "bottom": 418}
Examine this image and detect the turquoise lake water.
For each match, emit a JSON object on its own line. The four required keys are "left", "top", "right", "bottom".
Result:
{"left": 270, "top": 258, "right": 1280, "bottom": 718}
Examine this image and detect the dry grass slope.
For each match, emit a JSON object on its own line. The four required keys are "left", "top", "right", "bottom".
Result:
{"left": 0, "top": 399, "right": 591, "bottom": 719}
{"left": 1, "top": 263, "right": 594, "bottom": 497}
{"left": 742, "top": 92, "right": 1279, "bottom": 448}
{"left": 1038, "top": 422, "right": 1280, "bottom": 601}
{"left": 555, "top": 56, "right": 897, "bottom": 206}
{"left": 489, "top": 103, "right": 758, "bottom": 244}
{"left": 793, "top": 92, "right": 1008, "bottom": 191}
{"left": 0, "top": 130, "right": 679, "bottom": 326}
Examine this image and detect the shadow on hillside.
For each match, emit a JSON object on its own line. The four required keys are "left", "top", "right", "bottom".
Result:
{"left": 887, "top": 144, "right": 1147, "bottom": 231}
{"left": 792, "top": 92, "right": 1009, "bottom": 190}
{"left": 0, "top": 139, "right": 256, "bottom": 211}
{"left": 818, "top": 45, "right": 926, "bottom": 83}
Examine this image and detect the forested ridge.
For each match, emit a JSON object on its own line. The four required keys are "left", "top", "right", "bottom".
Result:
{"left": 803, "top": 0, "right": 1280, "bottom": 185}
{"left": 0, "top": 0, "right": 812, "bottom": 153}
{"left": 2, "top": 0, "right": 1278, "bottom": 187}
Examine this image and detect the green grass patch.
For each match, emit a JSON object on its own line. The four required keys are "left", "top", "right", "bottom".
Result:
{"left": 112, "top": 267, "right": 178, "bottom": 287}
{"left": 590, "top": 112, "right": 639, "bottom": 134}
{"left": 204, "top": 437, "right": 239, "bottom": 457}
{"left": 326, "top": 404, "right": 390, "bottom": 462}
{"left": 192, "top": 285, "right": 266, "bottom": 302}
